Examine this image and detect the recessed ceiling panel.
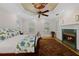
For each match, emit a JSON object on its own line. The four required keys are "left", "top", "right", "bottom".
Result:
{"left": 21, "top": 3, "right": 58, "bottom": 12}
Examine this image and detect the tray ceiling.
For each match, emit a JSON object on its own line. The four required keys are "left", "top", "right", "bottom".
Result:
{"left": 21, "top": 3, "right": 58, "bottom": 12}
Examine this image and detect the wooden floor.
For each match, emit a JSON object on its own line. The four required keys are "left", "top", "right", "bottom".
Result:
{"left": 0, "top": 36, "right": 78, "bottom": 56}
{"left": 37, "top": 37, "right": 78, "bottom": 56}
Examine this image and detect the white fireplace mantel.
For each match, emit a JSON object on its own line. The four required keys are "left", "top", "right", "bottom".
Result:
{"left": 61, "top": 24, "right": 79, "bottom": 50}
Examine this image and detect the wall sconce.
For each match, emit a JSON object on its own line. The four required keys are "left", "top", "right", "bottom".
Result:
{"left": 75, "top": 15, "right": 79, "bottom": 21}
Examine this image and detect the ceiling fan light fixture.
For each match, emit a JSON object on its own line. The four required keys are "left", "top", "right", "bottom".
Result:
{"left": 32, "top": 3, "right": 48, "bottom": 10}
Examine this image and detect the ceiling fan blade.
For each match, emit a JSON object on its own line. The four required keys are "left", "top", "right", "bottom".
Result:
{"left": 42, "top": 10, "right": 49, "bottom": 13}
{"left": 41, "top": 13, "right": 48, "bottom": 17}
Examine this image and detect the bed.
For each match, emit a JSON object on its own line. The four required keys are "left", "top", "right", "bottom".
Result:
{"left": 0, "top": 35, "right": 38, "bottom": 54}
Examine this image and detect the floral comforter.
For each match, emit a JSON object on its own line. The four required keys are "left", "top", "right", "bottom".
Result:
{"left": 16, "top": 35, "right": 35, "bottom": 53}
{"left": 0, "top": 35, "right": 36, "bottom": 53}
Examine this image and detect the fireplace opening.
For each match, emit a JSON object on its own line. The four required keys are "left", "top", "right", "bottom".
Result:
{"left": 62, "top": 29, "right": 76, "bottom": 49}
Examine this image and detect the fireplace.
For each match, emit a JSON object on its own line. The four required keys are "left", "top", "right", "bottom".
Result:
{"left": 62, "top": 29, "right": 76, "bottom": 49}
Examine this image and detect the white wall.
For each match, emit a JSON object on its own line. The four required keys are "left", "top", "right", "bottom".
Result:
{"left": 57, "top": 3, "right": 79, "bottom": 25}
{"left": 0, "top": 3, "right": 33, "bottom": 30}
{"left": 0, "top": 11, "right": 18, "bottom": 29}
{"left": 17, "top": 16, "right": 59, "bottom": 36}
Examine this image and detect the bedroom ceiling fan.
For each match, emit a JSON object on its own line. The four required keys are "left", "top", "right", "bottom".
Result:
{"left": 37, "top": 10, "right": 49, "bottom": 18}
{"left": 32, "top": 3, "right": 49, "bottom": 18}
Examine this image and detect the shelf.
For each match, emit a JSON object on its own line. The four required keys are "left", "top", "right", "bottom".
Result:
{"left": 61, "top": 23, "right": 79, "bottom": 27}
